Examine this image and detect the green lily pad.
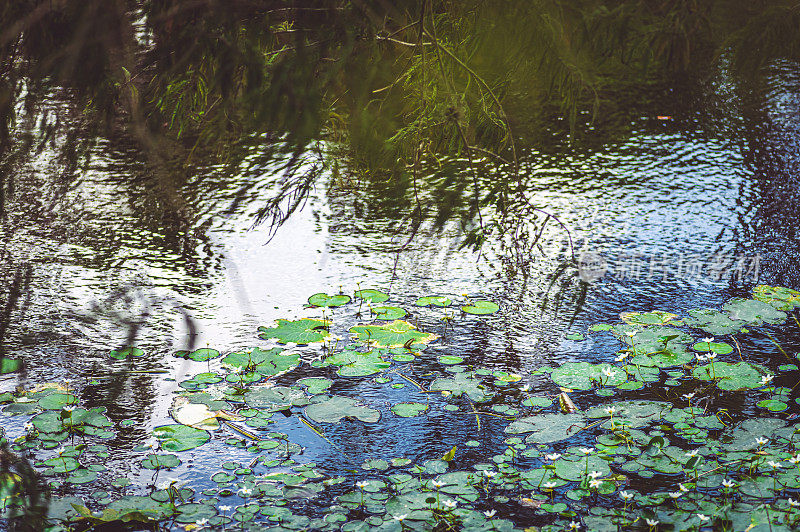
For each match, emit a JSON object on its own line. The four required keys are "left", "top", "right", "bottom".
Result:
{"left": 723, "top": 298, "right": 786, "bottom": 326}
{"left": 415, "top": 296, "right": 452, "bottom": 307}
{"left": 461, "top": 300, "right": 499, "bottom": 315}
{"left": 258, "top": 318, "right": 330, "bottom": 344}
{"left": 304, "top": 395, "right": 380, "bottom": 424}
{"left": 152, "top": 424, "right": 210, "bottom": 452}
{"left": 550, "top": 362, "right": 627, "bottom": 390}
{"left": 620, "top": 311, "right": 678, "bottom": 325}
{"left": 0, "top": 357, "right": 20, "bottom": 374}
{"left": 109, "top": 347, "right": 144, "bottom": 360}
{"left": 505, "top": 413, "right": 585, "bottom": 444}
{"left": 222, "top": 347, "right": 299, "bottom": 376}
{"left": 684, "top": 309, "right": 746, "bottom": 336}
{"left": 324, "top": 349, "right": 391, "bottom": 377}
{"left": 244, "top": 386, "right": 309, "bottom": 411}
{"left": 350, "top": 320, "right": 437, "bottom": 348}
{"left": 354, "top": 289, "right": 389, "bottom": 303}
{"left": 297, "top": 377, "right": 333, "bottom": 395}
{"left": 31, "top": 407, "right": 113, "bottom": 435}
{"left": 430, "top": 372, "right": 493, "bottom": 402}
{"left": 182, "top": 348, "right": 221, "bottom": 362}
{"left": 586, "top": 400, "right": 673, "bottom": 428}
{"left": 371, "top": 306, "right": 407, "bottom": 320}
{"left": 308, "top": 293, "right": 351, "bottom": 307}
{"left": 753, "top": 285, "right": 800, "bottom": 311}
{"left": 438, "top": 355, "right": 464, "bottom": 365}
{"left": 692, "top": 361, "right": 768, "bottom": 390}
{"left": 141, "top": 454, "right": 181, "bottom": 470}
{"left": 66, "top": 469, "right": 97, "bottom": 484}
{"left": 692, "top": 341, "right": 733, "bottom": 354}
{"left": 554, "top": 456, "right": 611, "bottom": 481}
{"left": 391, "top": 402, "right": 429, "bottom": 417}
{"left": 757, "top": 399, "right": 788, "bottom": 412}
{"left": 37, "top": 393, "right": 78, "bottom": 411}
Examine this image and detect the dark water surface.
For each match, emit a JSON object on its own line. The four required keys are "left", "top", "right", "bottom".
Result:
{"left": 3, "top": 61, "right": 800, "bottom": 525}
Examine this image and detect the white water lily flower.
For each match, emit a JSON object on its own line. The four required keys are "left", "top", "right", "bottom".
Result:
{"left": 484, "top": 509, "right": 497, "bottom": 518}
{"left": 615, "top": 353, "right": 628, "bottom": 362}
{"left": 697, "top": 514, "right": 709, "bottom": 522}
{"left": 605, "top": 407, "right": 615, "bottom": 415}
{"left": 619, "top": 491, "right": 634, "bottom": 500}
{"left": 443, "top": 500, "right": 457, "bottom": 508}
{"left": 544, "top": 481, "right": 558, "bottom": 489}
{"left": 545, "top": 453, "right": 562, "bottom": 461}
{"left": 625, "top": 331, "right": 637, "bottom": 338}
{"left": 768, "top": 461, "right": 782, "bottom": 469}
{"left": 755, "top": 437, "right": 769, "bottom": 446}
{"left": 707, "top": 353, "right": 718, "bottom": 360}
{"left": 393, "top": 514, "right": 407, "bottom": 521}
{"left": 196, "top": 518, "right": 209, "bottom": 527}
{"left": 685, "top": 449, "right": 699, "bottom": 457}
{"left": 760, "top": 375, "right": 774, "bottom": 386}
{"left": 696, "top": 354, "right": 708, "bottom": 362}
{"left": 701, "top": 336, "right": 714, "bottom": 343}
{"left": 569, "top": 521, "right": 581, "bottom": 530}
{"left": 601, "top": 367, "right": 617, "bottom": 378}
{"left": 356, "top": 481, "right": 369, "bottom": 489}
{"left": 432, "top": 480, "right": 446, "bottom": 488}
{"left": 669, "top": 491, "right": 682, "bottom": 498}
{"left": 589, "top": 479, "right": 602, "bottom": 489}
{"left": 790, "top": 498, "right": 800, "bottom": 508}
{"left": 588, "top": 471, "right": 603, "bottom": 479}
{"left": 219, "top": 505, "right": 231, "bottom": 511}
{"left": 580, "top": 447, "right": 594, "bottom": 455}
{"left": 484, "top": 471, "right": 497, "bottom": 478}
{"left": 722, "top": 479, "right": 736, "bottom": 488}
{"left": 682, "top": 392, "right": 696, "bottom": 400}
{"left": 238, "top": 487, "right": 251, "bottom": 496}
{"left": 63, "top": 405, "right": 76, "bottom": 412}
{"left": 678, "top": 483, "right": 689, "bottom": 492}
{"left": 646, "top": 518, "right": 659, "bottom": 526}
{"left": 790, "top": 455, "right": 800, "bottom": 464}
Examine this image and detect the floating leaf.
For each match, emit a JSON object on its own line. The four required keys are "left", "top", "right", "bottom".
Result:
{"left": 753, "top": 285, "right": 800, "bottom": 311}
{"left": 550, "top": 362, "right": 627, "bottom": 390}
{"left": 109, "top": 347, "right": 144, "bottom": 360}
{"left": 684, "top": 309, "right": 746, "bottom": 336}
{"left": 354, "top": 289, "right": 389, "bottom": 303}
{"left": 723, "top": 298, "right": 786, "bottom": 326}
{"left": 692, "top": 341, "right": 733, "bottom": 354}
{"left": 244, "top": 386, "right": 309, "bottom": 411}
{"left": 370, "top": 306, "right": 407, "bottom": 320}
{"left": 692, "top": 361, "right": 768, "bottom": 390}
{"left": 140, "top": 454, "right": 180, "bottom": 470}
{"left": 415, "top": 296, "right": 452, "bottom": 307}
{"left": 505, "top": 413, "right": 585, "bottom": 443}
{"left": 324, "top": 349, "right": 391, "bottom": 377}
{"left": 391, "top": 402, "right": 429, "bottom": 417}
{"left": 757, "top": 399, "right": 788, "bottom": 412}
{"left": 170, "top": 396, "right": 242, "bottom": 430}
{"left": 430, "top": 372, "right": 493, "bottom": 402}
{"left": 304, "top": 395, "right": 380, "bottom": 424}
{"left": 222, "top": 347, "right": 299, "bottom": 376}
{"left": 438, "top": 355, "right": 463, "bottom": 365}
{"left": 0, "top": 357, "right": 20, "bottom": 374}
{"left": 620, "top": 310, "right": 678, "bottom": 325}
{"left": 181, "top": 348, "right": 221, "bottom": 362}
{"left": 258, "top": 319, "right": 330, "bottom": 344}
{"left": 308, "top": 293, "right": 351, "bottom": 307}
{"left": 297, "top": 377, "right": 333, "bottom": 395}
{"left": 152, "top": 424, "right": 210, "bottom": 452}
{"left": 350, "top": 320, "right": 437, "bottom": 348}
{"left": 461, "top": 300, "right": 499, "bottom": 315}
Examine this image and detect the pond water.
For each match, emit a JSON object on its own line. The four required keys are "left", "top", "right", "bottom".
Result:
{"left": 3, "top": 62, "right": 800, "bottom": 531}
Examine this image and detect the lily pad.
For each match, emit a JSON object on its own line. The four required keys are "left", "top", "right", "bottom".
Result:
{"left": 430, "top": 372, "right": 493, "bottom": 402}
{"left": 308, "top": 293, "right": 351, "bottom": 307}
{"left": 244, "top": 386, "right": 309, "bottom": 411}
{"left": 222, "top": 347, "right": 299, "bottom": 376}
{"left": 505, "top": 413, "right": 585, "bottom": 444}
{"left": 692, "top": 341, "right": 733, "bottom": 355}
{"left": 620, "top": 311, "right": 678, "bottom": 325}
{"left": 354, "top": 289, "right": 389, "bottom": 303}
{"left": 152, "top": 424, "right": 210, "bottom": 452}
{"left": 297, "top": 377, "right": 333, "bottom": 395}
{"left": 415, "top": 296, "right": 452, "bottom": 307}
{"left": 550, "top": 362, "right": 627, "bottom": 390}
{"left": 182, "top": 348, "right": 221, "bottom": 362}
{"left": 371, "top": 306, "right": 407, "bottom": 320}
{"left": 350, "top": 320, "right": 437, "bottom": 348}
{"left": 753, "top": 285, "right": 800, "bottom": 311}
{"left": 304, "top": 395, "right": 380, "bottom": 424}
{"left": 258, "top": 318, "right": 330, "bottom": 344}
{"left": 0, "top": 357, "right": 21, "bottom": 374}
{"left": 461, "top": 300, "right": 499, "bottom": 315}
{"left": 109, "top": 347, "right": 144, "bottom": 360}
{"left": 141, "top": 454, "right": 181, "bottom": 470}
{"left": 692, "top": 361, "right": 768, "bottom": 390}
{"left": 325, "top": 349, "right": 391, "bottom": 377}
{"left": 723, "top": 298, "right": 786, "bottom": 326}
{"left": 391, "top": 402, "right": 429, "bottom": 417}
{"left": 684, "top": 309, "right": 746, "bottom": 336}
